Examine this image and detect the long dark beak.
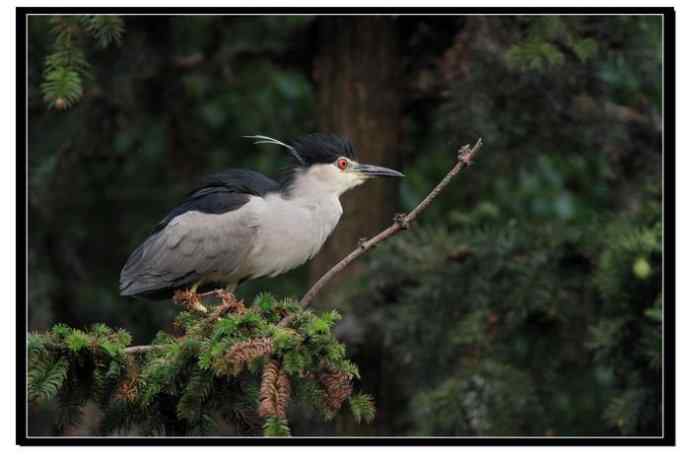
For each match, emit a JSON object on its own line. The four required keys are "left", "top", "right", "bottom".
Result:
{"left": 355, "top": 163, "right": 404, "bottom": 178}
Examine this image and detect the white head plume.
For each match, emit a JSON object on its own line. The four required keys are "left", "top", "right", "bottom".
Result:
{"left": 244, "top": 135, "right": 305, "bottom": 165}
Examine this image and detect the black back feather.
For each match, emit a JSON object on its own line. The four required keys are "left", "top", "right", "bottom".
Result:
{"left": 151, "top": 169, "right": 280, "bottom": 234}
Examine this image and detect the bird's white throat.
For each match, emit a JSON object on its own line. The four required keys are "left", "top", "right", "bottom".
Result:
{"left": 284, "top": 163, "right": 366, "bottom": 198}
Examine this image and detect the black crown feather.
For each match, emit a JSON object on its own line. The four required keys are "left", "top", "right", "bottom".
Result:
{"left": 290, "top": 134, "right": 356, "bottom": 165}
{"left": 245, "top": 133, "right": 356, "bottom": 167}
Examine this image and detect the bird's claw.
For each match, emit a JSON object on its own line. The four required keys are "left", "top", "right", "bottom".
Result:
{"left": 173, "top": 289, "right": 208, "bottom": 314}
{"left": 190, "top": 301, "right": 208, "bottom": 314}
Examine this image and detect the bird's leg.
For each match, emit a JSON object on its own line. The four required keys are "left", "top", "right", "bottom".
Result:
{"left": 173, "top": 282, "right": 208, "bottom": 314}
{"left": 198, "top": 286, "right": 245, "bottom": 320}
{"left": 215, "top": 284, "right": 242, "bottom": 314}
{"left": 189, "top": 282, "right": 208, "bottom": 313}
{"left": 212, "top": 283, "right": 238, "bottom": 314}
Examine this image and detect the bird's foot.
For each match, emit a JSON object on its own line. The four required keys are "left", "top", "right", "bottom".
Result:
{"left": 196, "top": 289, "right": 246, "bottom": 316}
{"left": 173, "top": 289, "right": 208, "bottom": 314}
{"left": 191, "top": 300, "right": 208, "bottom": 313}
{"left": 216, "top": 289, "right": 235, "bottom": 305}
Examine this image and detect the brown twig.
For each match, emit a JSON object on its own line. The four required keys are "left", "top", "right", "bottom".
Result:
{"left": 298, "top": 138, "right": 483, "bottom": 308}
{"left": 124, "top": 344, "right": 167, "bottom": 355}
{"left": 124, "top": 290, "right": 244, "bottom": 354}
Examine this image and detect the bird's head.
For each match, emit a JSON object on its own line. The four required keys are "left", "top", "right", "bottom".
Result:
{"left": 246, "top": 133, "right": 404, "bottom": 197}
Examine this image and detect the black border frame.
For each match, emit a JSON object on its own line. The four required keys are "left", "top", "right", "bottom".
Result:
{"left": 16, "top": 6, "right": 676, "bottom": 446}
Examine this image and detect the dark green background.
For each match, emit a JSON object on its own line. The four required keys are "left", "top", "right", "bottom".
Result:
{"left": 28, "top": 15, "right": 663, "bottom": 436}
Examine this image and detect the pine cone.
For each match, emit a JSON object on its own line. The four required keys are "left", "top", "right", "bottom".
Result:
{"left": 319, "top": 369, "right": 353, "bottom": 413}
{"left": 115, "top": 361, "right": 139, "bottom": 402}
{"left": 115, "top": 381, "right": 138, "bottom": 402}
{"left": 258, "top": 360, "right": 291, "bottom": 419}
{"left": 226, "top": 337, "right": 273, "bottom": 375}
{"left": 275, "top": 370, "right": 291, "bottom": 419}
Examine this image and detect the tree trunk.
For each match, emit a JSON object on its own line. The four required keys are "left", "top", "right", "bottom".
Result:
{"left": 309, "top": 16, "right": 402, "bottom": 305}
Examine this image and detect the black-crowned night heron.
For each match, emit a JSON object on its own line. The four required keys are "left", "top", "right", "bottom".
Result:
{"left": 119, "top": 133, "right": 403, "bottom": 302}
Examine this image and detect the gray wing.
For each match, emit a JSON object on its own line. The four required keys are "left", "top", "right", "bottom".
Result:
{"left": 120, "top": 205, "right": 259, "bottom": 297}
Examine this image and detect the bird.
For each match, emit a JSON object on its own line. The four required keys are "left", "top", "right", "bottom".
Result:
{"left": 119, "top": 133, "right": 403, "bottom": 305}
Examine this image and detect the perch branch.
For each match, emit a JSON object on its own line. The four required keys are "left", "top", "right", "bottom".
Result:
{"left": 124, "top": 345, "right": 166, "bottom": 355}
{"left": 124, "top": 291, "right": 244, "bottom": 354}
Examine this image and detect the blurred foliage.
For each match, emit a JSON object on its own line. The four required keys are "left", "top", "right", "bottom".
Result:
{"left": 40, "top": 16, "right": 124, "bottom": 109}
{"left": 345, "top": 194, "right": 660, "bottom": 435}
{"left": 28, "top": 15, "right": 662, "bottom": 436}
{"left": 28, "top": 293, "right": 373, "bottom": 436}
{"left": 401, "top": 16, "right": 661, "bottom": 225}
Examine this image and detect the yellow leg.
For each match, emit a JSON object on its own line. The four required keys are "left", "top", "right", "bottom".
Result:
{"left": 189, "top": 282, "right": 207, "bottom": 313}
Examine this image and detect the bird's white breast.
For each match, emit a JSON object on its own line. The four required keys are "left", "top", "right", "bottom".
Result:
{"left": 245, "top": 192, "right": 343, "bottom": 278}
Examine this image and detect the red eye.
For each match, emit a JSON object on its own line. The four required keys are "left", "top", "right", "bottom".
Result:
{"left": 337, "top": 158, "right": 348, "bottom": 170}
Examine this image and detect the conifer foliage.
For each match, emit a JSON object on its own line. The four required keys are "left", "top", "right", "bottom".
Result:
{"left": 40, "top": 16, "right": 124, "bottom": 110}
{"left": 347, "top": 194, "right": 662, "bottom": 436}
{"left": 27, "top": 292, "right": 375, "bottom": 436}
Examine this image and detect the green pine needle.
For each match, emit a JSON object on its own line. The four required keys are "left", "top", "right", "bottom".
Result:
{"left": 263, "top": 416, "right": 290, "bottom": 436}
{"left": 80, "top": 16, "right": 125, "bottom": 48}
{"left": 349, "top": 393, "right": 376, "bottom": 424}
{"left": 28, "top": 357, "right": 69, "bottom": 402}
{"left": 40, "top": 15, "right": 124, "bottom": 109}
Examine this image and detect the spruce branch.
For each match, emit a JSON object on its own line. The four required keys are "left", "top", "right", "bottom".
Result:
{"left": 28, "top": 356, "right": 69, "bottom": 402}
{"left": 349, "top": 392, "right": 376, "bottom": 424}
{"left": 124, "top": 290, "right": 245, "bottom": 354}
{"left": 28, "top": 292, "right": 374, "bottom": 435}
{"left": 124, "top": 345, "right": 167, "bottom": 355}
{"left": 40, "top": 15, "right": 124, "bottom": 109}
{"left": 296, "top": 138, "right": 483, "bottom": 311}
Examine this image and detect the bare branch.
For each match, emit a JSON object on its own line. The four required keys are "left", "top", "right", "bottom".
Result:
{"left": 299, "top": 138, "right": 483, "bottom": 308}
{"left": 124, "top": 344, "right": 167, "bottom": 355}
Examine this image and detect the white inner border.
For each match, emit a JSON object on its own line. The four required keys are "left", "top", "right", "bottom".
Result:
{"left": 16, "top": 7, "right": 670, "bottom": 443}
